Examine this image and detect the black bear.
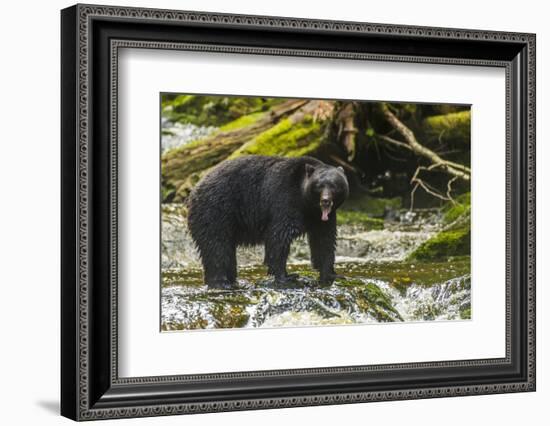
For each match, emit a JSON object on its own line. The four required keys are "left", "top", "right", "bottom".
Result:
{"left": 187, "top": 155, "right": 349, "bottom": 288}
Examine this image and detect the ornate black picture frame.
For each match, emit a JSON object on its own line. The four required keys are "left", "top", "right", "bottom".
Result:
{"left": 61, "top": 3, "right": 536, "bottom": 421}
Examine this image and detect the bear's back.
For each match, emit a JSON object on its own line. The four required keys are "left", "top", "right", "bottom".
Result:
{"left": 187, "top": 155, "right": 312, "bottom": 245}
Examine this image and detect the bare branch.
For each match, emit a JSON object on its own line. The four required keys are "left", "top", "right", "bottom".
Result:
{"left": 409, "top": 166, "right": 459, "bottom": 210}
{"left": 377, "top": 135, "right": 414, "bottom": 152}
{"left": 381, "top": 104, "right": 471, "bottom": 181}
{"left": 446, "top": 176, "right": 459, "bottom": 204}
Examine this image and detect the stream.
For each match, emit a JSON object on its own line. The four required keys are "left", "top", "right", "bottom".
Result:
{"left": 160, "top": 204, "right": 471, "bottom": 331}
{"left": 161, "top": 117, "right": 217, "bottom": 153}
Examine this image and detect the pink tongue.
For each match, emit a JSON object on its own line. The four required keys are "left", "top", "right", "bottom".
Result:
{"left": 321, "top": 208, "right": 330, "bottom": 221}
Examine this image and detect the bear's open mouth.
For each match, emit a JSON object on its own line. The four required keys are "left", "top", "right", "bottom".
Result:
{"left": 320, "top": 201, "right": 333, "bottom": 221}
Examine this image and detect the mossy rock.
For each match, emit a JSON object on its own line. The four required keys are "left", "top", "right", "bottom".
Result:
{"left": 335, "top": 278, "right": 402, "bottom": 322}
{"left": 362, "top": 282, "right": 403, "bottom": 321}
{"left": 408, "top": 192, "right": 471, "bottom": 261}
{"left": 408, "top": 227, "right": 470, "bottom": 261}
{"left": 210, "top": 303, "right": 250, "bottom": 328}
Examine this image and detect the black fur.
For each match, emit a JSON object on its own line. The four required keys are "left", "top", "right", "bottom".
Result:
{"left": 187, "top": 155, "right": 349, "bottom": 288}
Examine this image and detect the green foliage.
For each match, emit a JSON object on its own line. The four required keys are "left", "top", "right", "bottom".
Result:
{"left": 229, "top": 115, "right": 323, "bottom": 158}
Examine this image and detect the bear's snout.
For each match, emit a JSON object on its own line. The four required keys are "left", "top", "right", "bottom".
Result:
{"left": 320, "top": 198, "right": 333, "bottom": 206}
{"left": 320, "top": 189, "right": 334, "bottom": 221}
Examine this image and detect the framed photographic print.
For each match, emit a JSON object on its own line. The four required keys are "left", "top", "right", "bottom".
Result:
{"left": 61, "top": 4, "right": 536, "bottom": 421}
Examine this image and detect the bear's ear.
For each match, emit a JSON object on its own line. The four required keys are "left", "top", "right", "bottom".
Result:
{"left": 305, "top": 164, "right": 316, "bottom": 177}
{"left": 337, "top": 166, "right": 345, "bottom": 174}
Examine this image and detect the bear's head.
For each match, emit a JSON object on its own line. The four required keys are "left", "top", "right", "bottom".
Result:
{"left": 303, "top": 163, "right": 349, "bottom": 221}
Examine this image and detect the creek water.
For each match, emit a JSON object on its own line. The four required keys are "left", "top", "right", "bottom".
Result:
{"left": 161, "top": 118, "right": 217, "bottom": 153}
{"left": 160, "top": 204, "right": 471, "bottom": 331}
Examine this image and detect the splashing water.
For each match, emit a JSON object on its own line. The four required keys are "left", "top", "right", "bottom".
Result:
{"left": 161, "top": 271, "right": 470, "bottom": 330}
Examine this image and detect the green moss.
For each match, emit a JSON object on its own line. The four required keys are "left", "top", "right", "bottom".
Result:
{"left": 442, "top": 192, "right": 470, "bottom": 224}
{"left": 229, "top": 116, "right": 323, "bottom": 158}
{"left": 408, "top": 227, "right": 470, "bottom": 261}
{"left": 407, "top": 191, "right": 471, "bottom": 262}
{"left": 333, "top": 278, "right": 401, "bottom": 322}
{"left": 211, "top": 304, "right": 250, "bottom": 328}
{"left": 364, "top": 283, "right": 400, "bottom": 314}
{"left": 460, "top": 307, "right": 471, "bottom": 320}
{"left": 337, "top": 210, "right": 384, "bottom": 229}
{"left": 218, "top": 111, "right": 265, "bottom": 132}
{"left": 162, "top": 268, "right": 203, "bottom": 287}
{"left": 163, "top": 94, "right": 196, "bottom": 109}
{"left": 444, "top": 203, "right": 467, "bottom": 224}
{"left": 333, "top": 258, "right": 470, "bottom": 288}
{"left": 423, "top": 110, "right": 471, "bottom": 144}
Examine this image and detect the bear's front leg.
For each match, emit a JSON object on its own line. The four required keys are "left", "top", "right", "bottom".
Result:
{"left": 307, "top": 216, "right": 339, "bottom": 285}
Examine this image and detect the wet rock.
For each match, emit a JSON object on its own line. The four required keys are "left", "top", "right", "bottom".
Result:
{"left": 161, "top": 265, "right": 470, "bottom": 330}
